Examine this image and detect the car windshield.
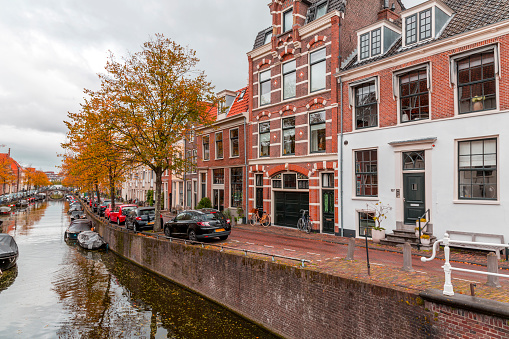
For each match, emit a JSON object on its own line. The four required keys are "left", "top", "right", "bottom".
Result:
{"left": 122, "top": 207, "right": 137, "bottom": 214}
{"left": 140, "top": 209, "right": 155, "bottom": 216}
{"left": 202, "top": 212, "right": 226, "bottom": 221}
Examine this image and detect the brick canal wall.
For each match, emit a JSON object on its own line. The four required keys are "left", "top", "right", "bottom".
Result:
{"left": 91, "top": 215, "right": 509, "bottom": 339}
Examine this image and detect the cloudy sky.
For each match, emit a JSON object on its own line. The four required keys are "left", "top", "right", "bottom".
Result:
{"left": 0, "top": 0, "right": 423, "bottom": 172}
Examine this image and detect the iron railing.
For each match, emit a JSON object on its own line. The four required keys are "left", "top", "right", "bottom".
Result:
{"left": 417, "top": 209, "right": 431, "bottom": 250}
{"left": 421, "top": 233, "right": 509, "bottom": 296}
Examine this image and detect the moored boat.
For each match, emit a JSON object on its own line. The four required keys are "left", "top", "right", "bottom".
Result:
{"left": 0, "top": 234, "right": 18, "bottom": 272}
{"left": 77, "top": 231, "right": 106, "bottom": 250}
{"left": 0, "top": 207, "right": 10, "bottom": 215}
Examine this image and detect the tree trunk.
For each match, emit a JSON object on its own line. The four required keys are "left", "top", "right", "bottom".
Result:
{"left": 109, "top": 166, "right": 116, "bottom": 211}
{"left": 95, "top": 183, "right": 100, "bottom": 206}
{"left": 154, "top": 168, "right": 163, "bottom": 232}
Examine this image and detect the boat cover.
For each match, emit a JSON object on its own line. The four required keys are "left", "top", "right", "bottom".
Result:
{"left": 67, "top": 220, "right": 92, "bottom": 233}
{"left": 77, "top": 231, "right": 105, "bottom": 250}
{"left": 0, "top": 206, "right": 11, "bottom": 213}
{"left": 0, "top": 234, "right": 18, "bottom": 259}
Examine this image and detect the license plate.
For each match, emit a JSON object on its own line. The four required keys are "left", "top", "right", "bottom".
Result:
{"left": 148, "top": 222, "right": 154, "bottom": 225}
{"left": 215, "top": 228, "right": 225, "bottom": 233}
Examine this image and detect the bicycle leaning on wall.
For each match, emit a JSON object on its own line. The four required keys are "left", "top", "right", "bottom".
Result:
{"left": 249, "top": 208, "right": 271, "bottom": 227}
{"left": 297, "top": 209, "right": 312, "bottom": 234}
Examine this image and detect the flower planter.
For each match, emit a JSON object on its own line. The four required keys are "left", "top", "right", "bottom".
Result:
{"left": 420, "top": 237, "right": 431, "bottom": 246}
{"left": 371, "top": 229, "right": 385, "bottom": 243}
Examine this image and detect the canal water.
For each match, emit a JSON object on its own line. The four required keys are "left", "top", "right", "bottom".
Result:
{"left": 0, "top": 200, "right": 279, "bottom": 339}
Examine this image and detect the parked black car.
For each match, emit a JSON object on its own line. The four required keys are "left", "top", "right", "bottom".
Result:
{"left": 125, "top": 207, "right": 163, "bottom": 232}
{"left": 64, "top": 219, "right": 93, "bottom": 240}
{"left": 163, "top": 209, "right": 231, "bottom": 241}
{"left": 98, "top": 200, "right": 112, "bottom": 217}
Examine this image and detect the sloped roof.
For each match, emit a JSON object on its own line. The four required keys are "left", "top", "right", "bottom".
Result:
{"left": 342, "top": 0, "right": 509, "bottom": 71}
{"left": 227, "top": 86, "right": 249, "bottom": 118}
{"left": 0, "top": 153, "right": 21, "bottom": 173}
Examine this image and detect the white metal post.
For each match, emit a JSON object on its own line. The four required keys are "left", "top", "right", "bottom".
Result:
{"left": 442, "top": 233, "right": 454, "bottom": 296}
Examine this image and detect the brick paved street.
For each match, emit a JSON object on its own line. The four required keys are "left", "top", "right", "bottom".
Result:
{"left": 157, "top": 216, "right": 509, "bottom": 303}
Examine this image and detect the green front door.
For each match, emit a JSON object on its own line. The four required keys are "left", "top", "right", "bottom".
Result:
{"left": 322, "top": 190, "right": 335, "bottom": 234}
{"left": 403, "top": 173, "right": 425, "bottom": 224}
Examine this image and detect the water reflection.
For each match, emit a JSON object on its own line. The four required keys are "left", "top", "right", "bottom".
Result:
{"left": 0, "top": 201, "right": 278, "bottom": 339}
{"left": 0, "top": 266, "right": 17, "bottom": 293}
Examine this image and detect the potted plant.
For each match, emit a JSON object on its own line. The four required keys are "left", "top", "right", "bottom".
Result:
{"left": 415, "top": 218, "right": 426, "bottom": 237}
{"left": 222, "top": 208, "right": 233, "bottom": 225}
{"left": 420, "top": 233, "right": 431, "bottom": 246}
{"left": 235, "top": 206, "right": 245, "bottom": 225}
{"left": 369, "top": 202, "right": 392, "bottom": 243}
{"left": 472, "top": 95, "right": 485, "bottom": 111}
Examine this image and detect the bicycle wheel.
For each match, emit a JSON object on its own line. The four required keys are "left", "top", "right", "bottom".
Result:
{"left": 249, "top": 214, "right": 258, "bottom": 225}
{"left": 297, "top": 218, "right": 304, "bottom": 231}
{"left": 305, "top": 219, "right": 312, "bottom": 234}
{"left": 261, "top": 214, "right": 271, "bottom": 227}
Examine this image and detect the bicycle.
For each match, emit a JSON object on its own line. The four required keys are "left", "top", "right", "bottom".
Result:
{"left": 297, "top": 209, "right": 312, "bottom": 234}
{"left": 249, "top": 208, "right": 271, "bottom": 227}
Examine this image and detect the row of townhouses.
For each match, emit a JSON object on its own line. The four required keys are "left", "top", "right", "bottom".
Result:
{"left": 0, "top": 149, "right": 37, "bottom": 195}
{"left": 123, "top": 0, "right": 509, "bottom": 243}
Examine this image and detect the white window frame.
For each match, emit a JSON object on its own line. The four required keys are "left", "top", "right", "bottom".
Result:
{"left": 215, "top": 131, "right": 223, "bottom": 160}
{"left": 348, "top": 76, "right": 379, "bottom": 131}
{"left": 259, "top": 70, "right": 271, "bottom": 106}
{"left": 392, "top": 63, "right": 432, "bottom": 124}
{"left": 454, "top": 136, "right": 499, "bottom": 204}
{"left": 282, "top": 8, "right": 293, "bottom": 33}
{"left": 309, "top": 47, "right": 327, "bottom": 93}
{"left": 282, "top": 59, "right": 297, "bottom": 101}
{"left": 230, "top": 128, "right": 240, "bottom": 158}
{"left": 449, "top": 44, "right": 500, "bottom": 116}
{"left": 202, "top": 135, "right": 210, "bottom": 161}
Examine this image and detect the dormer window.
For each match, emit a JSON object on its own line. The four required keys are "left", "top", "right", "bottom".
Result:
{"left": 360, "top": 33, "right": 369, "bottom": 60}
{"left": 316, "top": 2, "right": 327, "bottom": 19}
{"left": 358, "top": 24, "right": 398, "bottom": 61}
{"left": 283, "top": 9, "right": 293, "bottom": 33}
{"left": 405, "top": 15, "right": 417, "bottom": 44}
{"left": 419, "top": 9, "right": 432, "bottom": 40}
{"left": 401, "top": 1, "right": 453, "bottom": 47}
{"left": 263, "top": 31, "right": 272, "bottom": 45}
{"left": 371, "top": 29, "right": 381, "bottom": 56}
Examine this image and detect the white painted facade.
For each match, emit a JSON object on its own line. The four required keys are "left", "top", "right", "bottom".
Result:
{"left": 340, "top": 110, "right": 508, "bottom": 241}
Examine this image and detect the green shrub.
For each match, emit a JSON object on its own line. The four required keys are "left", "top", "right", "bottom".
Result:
{"left": 196, "top": 197, "right": 212, "bottom": 209}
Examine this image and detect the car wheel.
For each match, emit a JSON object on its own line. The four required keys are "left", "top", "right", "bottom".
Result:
{"left": 117, "top": 218, "right": 120, "bottom": 226}
{"left": 164, "top": 226, "right": 171, "bottom": 237}
{"left": 219, "top": 235, "right": 228, "bottom": 241}
{"left": 188, "top": 229, "right": 198, "bottom": 242}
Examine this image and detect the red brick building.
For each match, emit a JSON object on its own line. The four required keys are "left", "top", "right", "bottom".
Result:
{"left": 336, "top": 0, "right": 509, "bottom": 242}
{"left": 246, "top": 0, "right": 404, "bottom": 233}
{"left": 0, "top": 150, "right": 22, "bottom": 195}
{"left": 196, "top": 88, "right": 249, "bottom": 218}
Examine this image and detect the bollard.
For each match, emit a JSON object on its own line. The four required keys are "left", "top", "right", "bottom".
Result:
{"left": 402, "top": 242, "right": 414, "bottom": 272}
{"left": 486, "top": 253, "right": 501, "bottom": 287}
{"left": 346, "top": 238, "right": 355, "bottom": 260}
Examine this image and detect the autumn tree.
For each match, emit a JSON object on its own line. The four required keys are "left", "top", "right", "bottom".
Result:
{"left": 0, "top": 155, "right": 16, "bottom": 194}
{"left": 71, "top": 34, "right": 217, "bottom": 232}
{"left": 63, "top": 93, "right": 135, "bottom": 210}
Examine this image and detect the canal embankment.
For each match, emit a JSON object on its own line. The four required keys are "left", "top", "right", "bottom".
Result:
{"left": 86, "top": 205, "right": 509, "bottom": 339}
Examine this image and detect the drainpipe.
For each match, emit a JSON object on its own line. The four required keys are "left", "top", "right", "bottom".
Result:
{"left": 243, "top": 116, "right": 248, "bottom": 223}
{"left": 339, "top": 76, "right": 344, "bottom": 237}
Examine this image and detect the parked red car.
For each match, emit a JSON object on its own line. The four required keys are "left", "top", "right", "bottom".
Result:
{"left": 109, "top": 204, "right": 137, "bottom": 225}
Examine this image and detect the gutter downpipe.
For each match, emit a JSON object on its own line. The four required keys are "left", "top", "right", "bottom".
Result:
{"left": 339, "top": 75, "right": 344, "bottom": 237}
{"left": 244, "top": 116, "right": 248, "bottom": 223}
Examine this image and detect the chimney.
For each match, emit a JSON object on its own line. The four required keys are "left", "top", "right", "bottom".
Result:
{"left": 8, "top": 148, "right": 10, "bottom": 156}
{"left": 378, "top": 5, "right": 400, "bottom": 22}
